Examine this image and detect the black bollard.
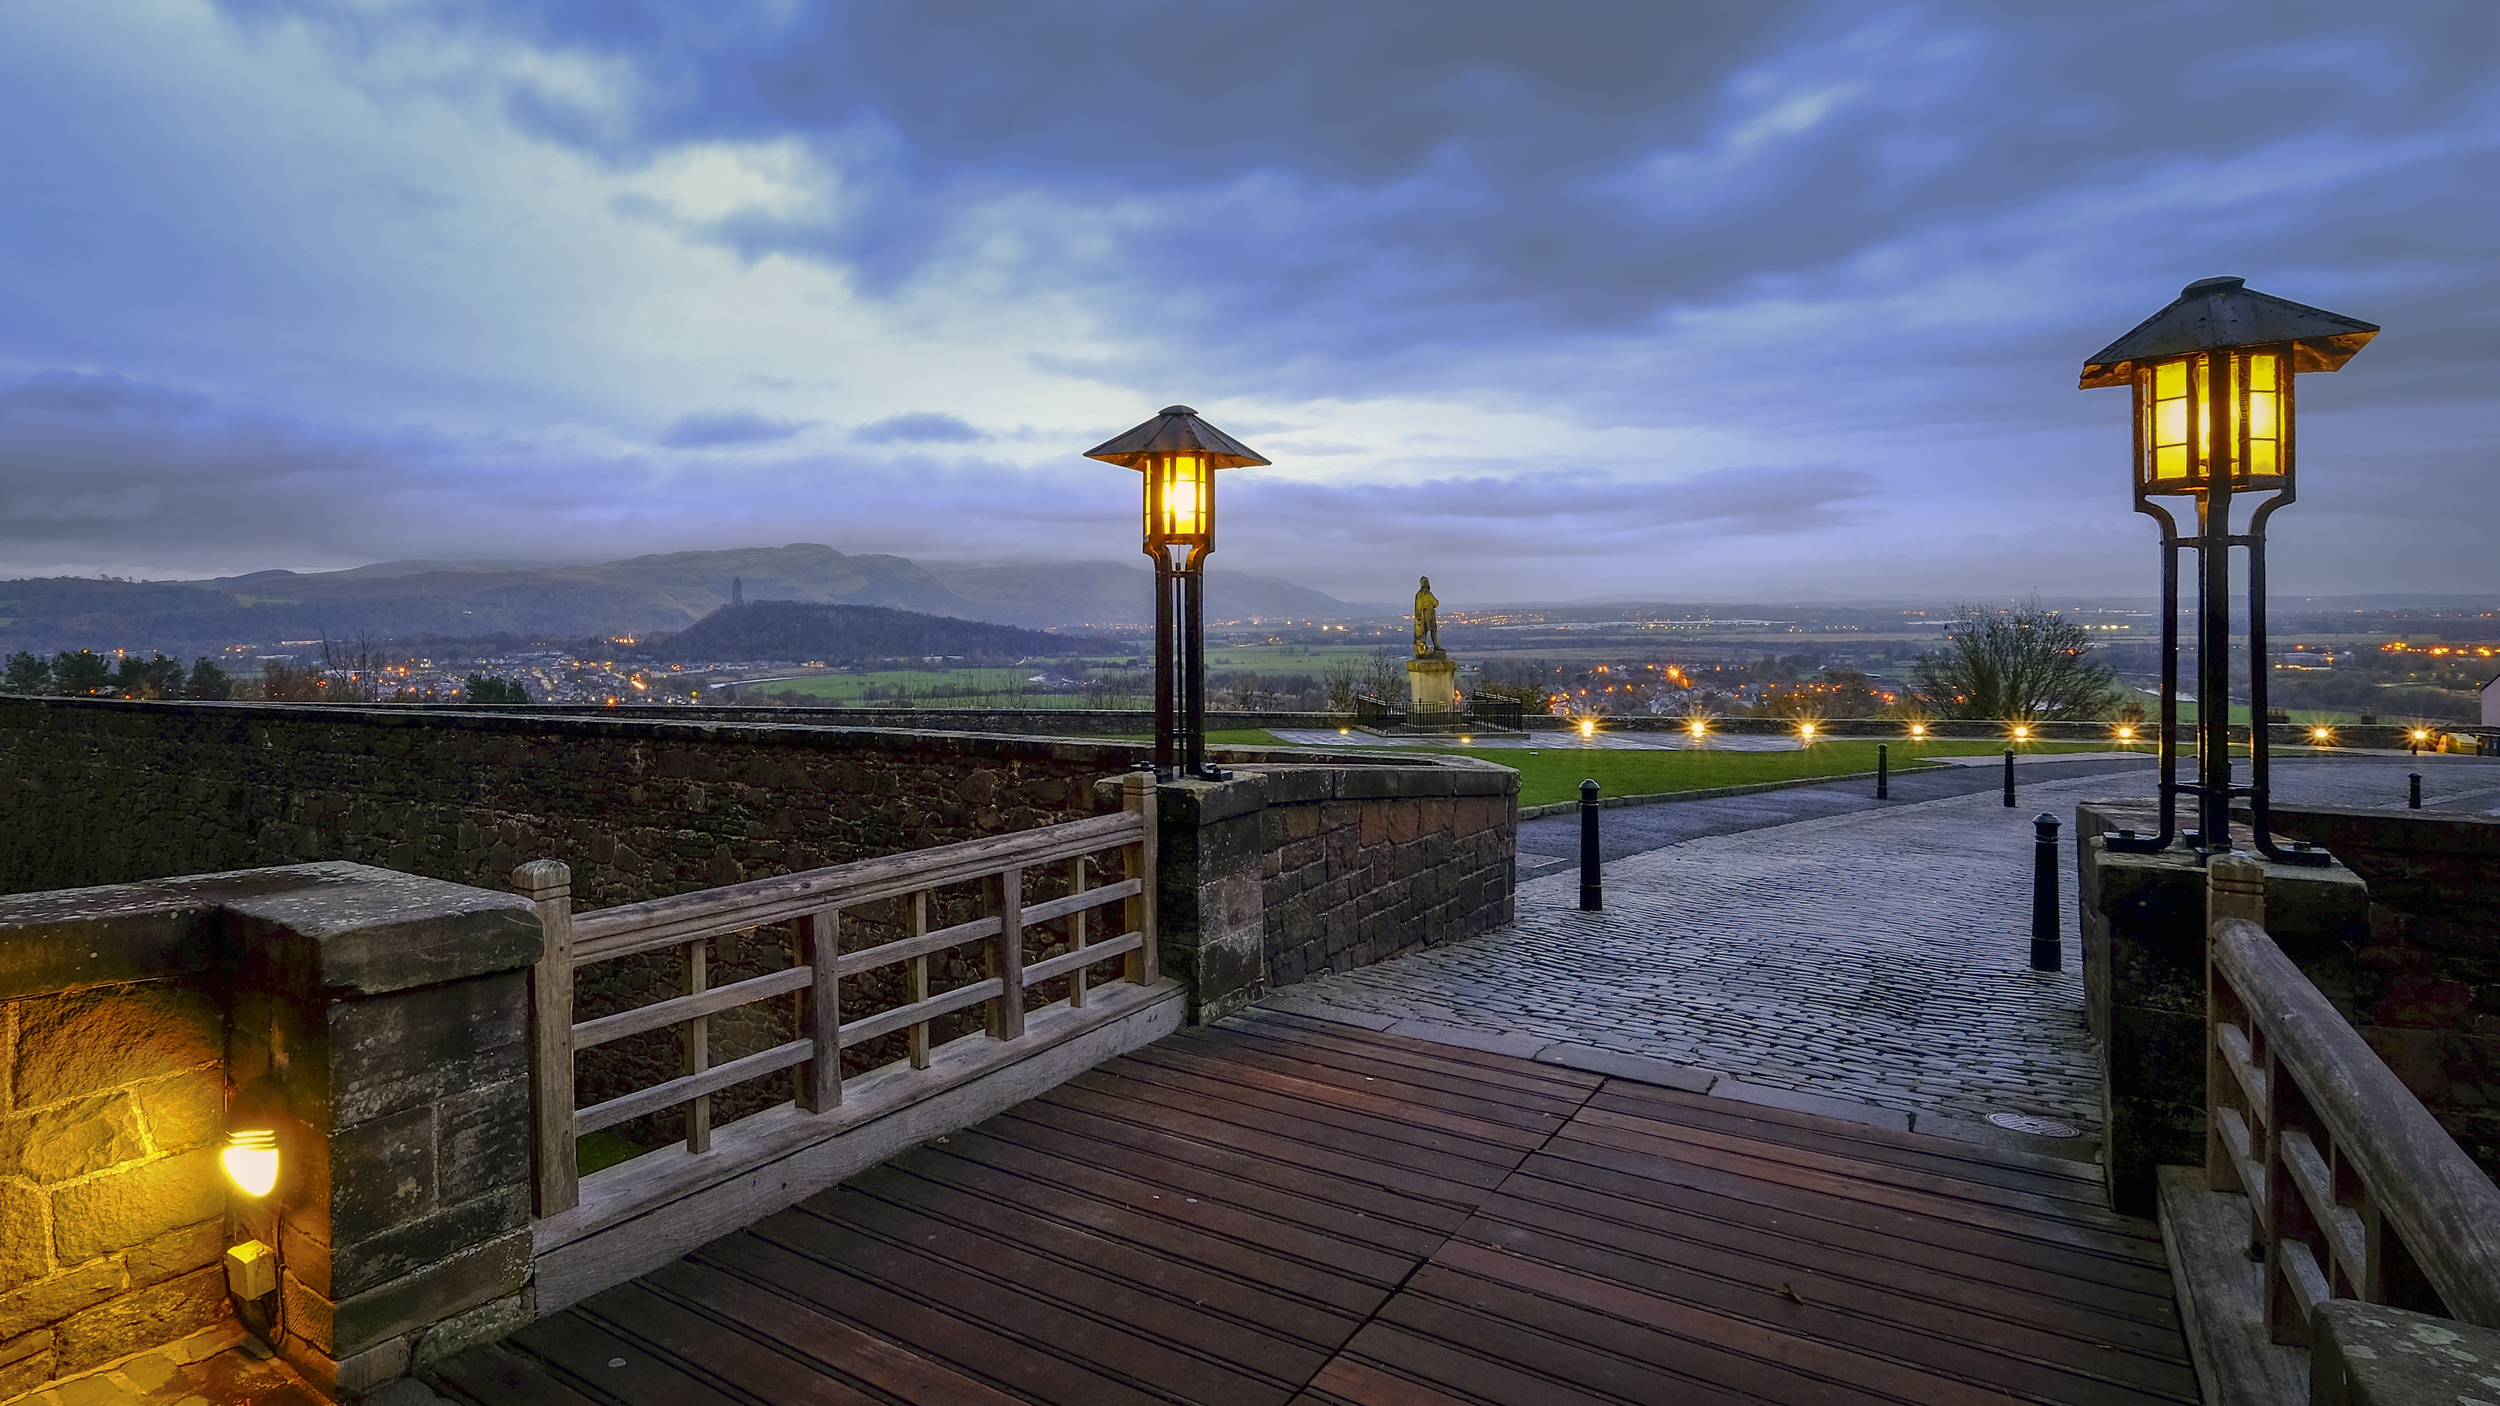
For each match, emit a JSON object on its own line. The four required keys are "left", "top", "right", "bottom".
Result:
{"left": 2031, "top": 813, "right": 2061, "bottom": 971}
{"left": 1876, "top": 742, "right": 1889, "bottom": 800}
{"left": 1579, "top": 778, "right": 1603, "bottom": 912}
{"left": 2410, "top": 772, "right": 2423, "bottom": 810}
{"left": 2002, "top": 749, "right": 2016, "bottom": 807}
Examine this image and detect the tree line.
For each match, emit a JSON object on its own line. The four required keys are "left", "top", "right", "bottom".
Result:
{"left": 3, "top": 650, "right": 235, "bottom": 700}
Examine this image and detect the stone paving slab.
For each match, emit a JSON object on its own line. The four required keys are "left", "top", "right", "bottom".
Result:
{"left": 1258, "top": 756, "right": 2500, "bottom": 1170}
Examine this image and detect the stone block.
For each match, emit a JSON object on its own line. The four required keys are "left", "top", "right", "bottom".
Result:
{"left": 223, "top": 864, "right": 541, "bottom": 999}
{"left": 0, "top": 1181, "right": 46, "bottom": 1294}
{"left": 54, "top": 1264, "right": 226, "bottom": 1374}
{"left": 1, "top": 1093, "right": 145, "bottom": 1184}
{"left": 131, "top": 1069, "right": 224, "bottom": 1153}
{"left": 0, "top": 1337, "right": 53, "bottom": 1400}
{"left": 0, "top": 1259, "right": 126, "bottom": 1342}
{"left": 12, "top": 983, "right": 220, "bottom": 1108}
{"left": 327, "top": 1103, "right": 436, "bottom": 1249}
{"left": 2310, "top": 1297, "right": 2500, "bottom": 1406}
{"left": 435, "top": 1077, "right": 529, "bottom": 1206}
{"left": 317, "top": 1227, "right": 531, "bottom": 1359}
{"left": 408, "top": 1288, "right": 530, "bottom": 1374}
{"left": 123, "top": 1218, "right": 224, "bottom": 1289}
{"left": 50, "top": 1148, "right": 222, "bottom": 1266}
{"left": 318, "top": 971, "right": 530, "bottom": 1128}
{"left": 330, "top": 1186, "right": 528, "bottom": 1302}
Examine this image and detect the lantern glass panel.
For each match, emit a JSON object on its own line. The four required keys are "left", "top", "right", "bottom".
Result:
{"left": 2246, "top": 351, "right": 2281, "bottom": 477}
{"left": 1154, "top": 454, "right": 1206, "bottom": 540}
{"left": 2148, "top": 359, "right": 2193, "bottom": 484}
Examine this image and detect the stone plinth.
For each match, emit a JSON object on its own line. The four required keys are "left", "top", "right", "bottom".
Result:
{"left": 1406, "top": 655, "right": 1458, "bottom": 727}
{"left": 2075, "top": 806, "right": 2368, "bottom": 1214}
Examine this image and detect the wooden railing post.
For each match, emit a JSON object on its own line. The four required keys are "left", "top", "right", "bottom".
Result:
{"left": 987, "top": 868, "right": 1026, "bottom": 1040}
{"left": 1067, "top": 853, "right": 1091, "bottom": 1009}
{"left": 2206, "top": 855, "right": 2265, "bottom": 1198}
{"left": 682, "top": 937, "right": 711, "bottom": 1153}
{"left": 1123, "top": 771, "right": 1159, "bottom": 986}
{"left": 906, "top": 891, "right": 931, "bottom": 1069}
{"left": 515, "top": 859, "right": 579, "bottom": 1217}
{"left": 796, "top": 908, "right": 841, "bottom": 1111}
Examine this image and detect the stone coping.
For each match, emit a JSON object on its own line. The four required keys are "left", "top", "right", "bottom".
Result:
{"left": 0, "top": 861, "right": 539, "bottom": 1001}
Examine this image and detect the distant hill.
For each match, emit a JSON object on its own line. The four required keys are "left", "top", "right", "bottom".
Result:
{"left": 643, "top": 601, "right": 1117, "bottom": 664}
{"left": 926, "top": 559, "right": 1387, "bottom": 628}
{"left": 0, "top": 544, "right": 1383, "bottom": 657}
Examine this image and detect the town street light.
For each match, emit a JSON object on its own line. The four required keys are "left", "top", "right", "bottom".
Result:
{"left": 1085, "top": 406, "right": 1270, "bottom": 777}
{"left": 2082, "top": 276, "right": 2376, "bottom": 862}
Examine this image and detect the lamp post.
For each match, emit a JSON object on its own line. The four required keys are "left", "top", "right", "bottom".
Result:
{"left": 1085, "top": 405, "right": 1270, "bottom": 778}
{"left": 2081, "top": 276, "right": 2376, "bottom": 862}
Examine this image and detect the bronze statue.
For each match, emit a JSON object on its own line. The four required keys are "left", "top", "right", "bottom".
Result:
{"left": 1413, "top": 576, "right": 1441, "bottom": 657}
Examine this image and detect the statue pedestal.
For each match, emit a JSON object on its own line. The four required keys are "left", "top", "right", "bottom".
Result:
{"left": 1406, "top": 655, "right": 1459, "bottom": 726}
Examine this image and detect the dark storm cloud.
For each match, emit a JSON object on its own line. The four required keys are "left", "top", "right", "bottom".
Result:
{"left": 216, "top": 0, "right": 2500, "bottom": 411}
{"left": 659, "top": 407, "right": 810, "bottom": 447}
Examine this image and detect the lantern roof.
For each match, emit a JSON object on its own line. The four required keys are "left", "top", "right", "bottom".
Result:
{"left": 1083, "top": 405, "right": 1271, "bottom": 470}
{"left": 2079, "top": 277, "right": 2379, "bottom": 389}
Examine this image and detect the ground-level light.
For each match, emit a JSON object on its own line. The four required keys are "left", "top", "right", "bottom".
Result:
{"left": 221, "top": 1128, "right": 279, "bottom": 1198}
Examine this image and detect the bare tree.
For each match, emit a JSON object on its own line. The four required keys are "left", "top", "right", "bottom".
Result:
{"left": 1912, "top": 604, "right": 2121, "bottom": 721}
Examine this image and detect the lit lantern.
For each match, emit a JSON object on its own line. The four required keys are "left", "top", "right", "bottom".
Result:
{"left": 1908, "top": 722, "right": 1928, "bottom": 739}
{"left": 1798, "top": 722, "right": 1817, "bottom": 741}
{"left": 1578, "top": 718, "right": 1596, "bottom": 740}
{"left": 2084, "top": 277, "right": 2376, "bottom": 861}
{"left": 1085, "top": 407, "right": 1270, "bottom": 777}
{"left": 221, "top": 1128, "right": 279, "bottom": 1198}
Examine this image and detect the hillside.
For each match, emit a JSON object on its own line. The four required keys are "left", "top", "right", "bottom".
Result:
{"left": 0, "top": 544, "right": 1382, "bottom": 657}
{"left": 643, "top": 601, "right": 1116, "bottom": 664}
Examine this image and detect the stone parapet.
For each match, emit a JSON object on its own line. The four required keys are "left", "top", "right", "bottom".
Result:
{"left": 1115, "top": 758, "right": 1518, "bottom": 1023}
{"left": 2074, "top": 805, "right": 2368, "bottom": 1214}
{"left": 0, "top": 862, "right": 541, "bottom": 1400}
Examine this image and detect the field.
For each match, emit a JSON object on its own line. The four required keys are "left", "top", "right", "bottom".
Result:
{"left": 756, "top": 667, "right": 1146, "bottom": 708}
{"left": 1400, "top": 739, "right": 2117, "bottom": 808}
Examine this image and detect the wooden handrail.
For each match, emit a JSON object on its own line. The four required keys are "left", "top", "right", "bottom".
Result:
{"left": 520, "top": 773, "right": 1161, "bottom": 1219}
{"left": 2204, "top": 855, "right": 2500, "bottom": 1344}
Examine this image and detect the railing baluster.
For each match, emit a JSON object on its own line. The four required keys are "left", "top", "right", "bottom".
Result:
{"left": 1123, "top": 772, "right": 1158, "bottom": 986}
{"left": 683, "top": 937, "right": 711, "bottom": 1154}
{"left": 907, "top": 890, "right": 932, "bottom": 1070}
{"left": 796, "top": 908, "right": 841, "bottom": 1111}
{"left": 516, "top": 860, "right": 579, "bottom": 1217}
{"left": 1067, "top": 853, "right": 1090, "bottom": 1009}
{"left": 987, "top": 867, "right": 1026, "bottom": 1040}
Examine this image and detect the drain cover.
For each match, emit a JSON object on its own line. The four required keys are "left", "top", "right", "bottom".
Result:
{"left": 1986, "top": 1113, "right": 2082, "bottom": 1138}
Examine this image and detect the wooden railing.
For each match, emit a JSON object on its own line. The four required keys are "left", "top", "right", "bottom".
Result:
{"left": 516, "top": 773, "right": 1159, "bottom": 1219}
{"left": 2202, "top": 855, "right": 2500, "bottom": 1343}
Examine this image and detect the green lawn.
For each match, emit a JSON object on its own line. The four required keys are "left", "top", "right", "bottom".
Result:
{"left": 1400, "top": 739, "right": 2120, "bottom": 808}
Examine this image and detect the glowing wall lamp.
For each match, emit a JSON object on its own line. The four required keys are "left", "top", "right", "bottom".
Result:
{"left": 2083, "top": 276, "right": 2376, "bottom": 862}
{"left": 221, "top": 1128, "right": 280, "bottom": 1198}
{"left": 1085, "top": 407, "right": 1270, "bottom": 778}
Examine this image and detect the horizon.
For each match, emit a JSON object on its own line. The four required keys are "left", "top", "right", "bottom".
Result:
{"left": 4, "top": 3, "right": 2495, "bottom": 602}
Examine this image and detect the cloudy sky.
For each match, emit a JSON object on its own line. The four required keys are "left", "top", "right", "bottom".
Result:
{"left": 2, "top": 1, "right": 2493, "bottom": 604}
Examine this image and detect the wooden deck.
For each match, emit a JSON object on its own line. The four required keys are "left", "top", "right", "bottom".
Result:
{"left": 438, "top": 1010, "right": 2198, "bottom": 1406}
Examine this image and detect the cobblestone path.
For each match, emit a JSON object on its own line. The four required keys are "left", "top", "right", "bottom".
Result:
{"left": 1254, "top": 755, "right": 2500, "bottom": 1158}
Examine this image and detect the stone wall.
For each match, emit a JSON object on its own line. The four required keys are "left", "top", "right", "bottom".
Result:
{"left": 0, "top": 698, "right": 1121, "bottom": 910}
{"left": 0, "top": 862, "right": 542, "bottom": 1401}
{"left": 1133, "top": 759, "right": 1518, "bottom": 1023}
{"left": 2264, "top": 806, "right": 2500, "bottom": 1183}
{"left": 1, "top": 976, "right": 228, "bottom": 1397}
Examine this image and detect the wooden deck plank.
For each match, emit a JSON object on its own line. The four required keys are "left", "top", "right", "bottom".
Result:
{"left": 903, "top": 1125, "right": 1417, "bottom": 1294}
{"left": 1176, "top": 1022, "right": 1598, "bottom": 1120}
{"left": 985, "top": 1097, "right": 1466, "bottom": 1255}
{"left": 638, "top": 1258, "right": 1033, "bottom": 1406}
{"left": 1444, "top": 1214, "right": 2197, "bottom": 1402}
{"left": 1570, "top": 1102, "right": 2156, "bottom": 1239}
{"left": 748, "top": 1197, "right": 1299, "bottom": 1406}
{"left": 1555, "top": 1114, "right": 2170, "bottom": 1269}
{"left": 817, "top": 1163, "right": 1353, "bottom": 1363}
{"left": 454, "top": 1015, "right": 2191, "bottom": 1406}
{"left": 1490, "top": 1165, "right": 2191, "bottom": 1358}
{"left": 695, "top": 1229, "right": 1176, "bottom": 1406}
{"left": 1076, "top": 1055, "right": 1540, "bottom": 1173}
{"left": 1590, "top": 1081, "right": 2110, "bottom": 1202}
{"left": 578, "top": 1282, "right": 889, "bottom": 1406}
{"left": 1038, "top": 1074, "right": 1514, "bottom": 1206}
{"left": 1139, "top": 1035, "right": 1577, "bottom": 1143}
{"left": 504, "top": 1311, "right": 754, "bottom": 1406}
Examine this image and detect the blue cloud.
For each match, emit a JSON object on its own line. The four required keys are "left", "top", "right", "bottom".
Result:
{"left": 852, "top": 412, "right": 984, "bottom": 444}
{"left": 660, "top": 408, "right": 810, "bottom": 448}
